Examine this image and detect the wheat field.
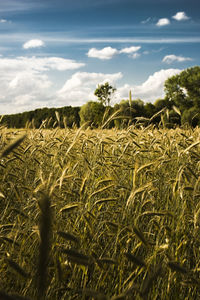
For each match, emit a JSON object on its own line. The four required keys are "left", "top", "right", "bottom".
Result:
{"left": 0, "top": 125, "right": 200, "bottom": 299}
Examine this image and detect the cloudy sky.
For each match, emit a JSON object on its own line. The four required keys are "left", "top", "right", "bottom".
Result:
{"left": 0, "top": 0, "right": 199, "bottom": 114}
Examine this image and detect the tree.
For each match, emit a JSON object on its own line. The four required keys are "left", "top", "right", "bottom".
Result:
{"left": 164, "top": 66, "right": 200, "bottom": 111}
{"left": 79, "top": 101, "right": 105, "bottom": 127}
{"left": 144, "top": 103, "right": 156, "bottom": 118}
{"left": 113, "top": 98, "right": 145, "bottom": 128}
{"left": 94, "top": 82, "right": 116, "bottom": 106}
{"left": 181, "top": 107, "right": 200, "bottom": 127}
{"left": 154, "top": 98, "right": 172, "bottom": 111}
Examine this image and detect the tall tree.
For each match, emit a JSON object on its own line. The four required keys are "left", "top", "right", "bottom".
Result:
{"left": 94, "top": 82, "right": 116, "bottom": 106}
{"left": 164, "top": 66, "right": 200, "bottom": 125}
{"left": 164, "top": 66, "right": 200, "bottom": 110}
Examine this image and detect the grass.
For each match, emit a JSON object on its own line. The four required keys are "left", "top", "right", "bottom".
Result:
{"left": 0, "top": 125, "right": 200, "bottom": 299}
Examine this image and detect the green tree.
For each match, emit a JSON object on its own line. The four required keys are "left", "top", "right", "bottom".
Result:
{"left": 144, "top": 103, "right": 156, "bottom": 118}
{"left": 94, "top": 82, "right": 116, "bottom": 106}
{"left": 154, "top": 98, "right": 172, "bottom": 111}
{"left": 113, "top": 98, "right": 145, "bottom": 128}
{"left": 181, "top": 107, "right": 200, "bottom": 127}
{"left": 79, "top": 101, "right": 105, "bottom": 127}
{"left": 164, "top": 66, "right": 200, "bottom": 111}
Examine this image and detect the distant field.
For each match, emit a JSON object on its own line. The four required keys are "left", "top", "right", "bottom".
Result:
{"left": 0, "top": 126, "right": 200, "bottom": 299}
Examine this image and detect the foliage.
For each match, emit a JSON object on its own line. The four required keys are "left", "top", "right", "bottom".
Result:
{"left": 2, "top": 106, "right": 80, "bottom": 129}
{"left": 143, "top": 102, "right": 156, "bottom": 118}
{"left": 1, "top": 127, "right": 200, "bottom": 299}
{"left": 181, "top": 106, "right": 200, "bottom": 127}
{"left": 79, "top": 101, "right": 106, "bottom": 127}
{"left": 114, "top": 99, "right": 145, "bottom": 128}
{"left": 164, "top": 66, "right": 200, "bottom": 111}
{"left": 154, "top": 98, "right": 172, "bottom": 111}
{"left": 94, "top": 82, "right": 116, "bottom": 106}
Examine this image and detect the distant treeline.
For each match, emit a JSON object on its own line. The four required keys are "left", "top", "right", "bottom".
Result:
{"left": 2, "top": 106, "right": 81, "bottom": 129}
{"left": 0, "top": 99, "right": 182, "bottom": 129}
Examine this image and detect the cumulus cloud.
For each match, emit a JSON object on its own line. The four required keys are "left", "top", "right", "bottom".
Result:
{"left": 132, "top": 69, "right": 181, "bottom": 100}
{"left": 156, "top": 18, "right": 170, "bottom": 27}
{"left": 162, "top": 54, "right": 193, "bottom": 64}
{"left": 116, "top": 69, "right": 182, "bottom": 102}
{"left": 57, "top": 71, "right": 122, "bottom": 105}
{"left": 87, "top": 47, "right": 118, "bottom": 60}
{"left": 23, "top": 39, "right": 45, "bottom": 49}
{"left": 120, "top": 46, "right": 141, "bottom": 54}
{"left": 87, "top": 46, "right": 141, "bottom": 60}
{"left": 172, "top": 11, "right": 190, "bottom": 21}
{"left": 40, "top": 57, "right": 85, "bottom": 71}
{"left": 0, "top": 56, "right": 85, "bottom": 114}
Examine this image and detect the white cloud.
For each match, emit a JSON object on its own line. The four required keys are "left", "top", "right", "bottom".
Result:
{"left": 0, "top": 56, "right": 85, "bottom": 72}
{"left": 172, "top": 11, "right": 190, "bottom": 21}
{"left": 57, "top": 71, "right": 122, "bottom": 105}
{"left": 156, "top": 18, "right": 170, "bottom": 27}
{"left": 87, "top": 46, "right": 141, "bottom": 60}
{"left": 120, "top": 46, "right": 141, "bottom": 54}
{"left": 116, "top": 69, "right": 182, "bottom": 102}
{"left": 87, "top": 47, "right": 118, "bottom": 60}
{"left": 162, "top": 54, "right": 193, "bottom": 64}
{"left": 23, "top": 39, "right": 45, "bottom": 49}
{"left": 41, "top": 57, "right": 85, "bottom": 71}
{"left": 9, "top": 71, "right": 51, "bottom": 91}
{"left": 132, "top": 69, "right": 181, "bottom": 100}
{"left": 0, "top": 56, "right": 85, "bottom": 114}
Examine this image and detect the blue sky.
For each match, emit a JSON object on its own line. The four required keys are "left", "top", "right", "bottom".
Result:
{"left": 0, "top": 0, "right": 199, "bottom": 114}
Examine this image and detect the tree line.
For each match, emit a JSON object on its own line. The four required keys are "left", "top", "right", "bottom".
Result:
{"left": 2, "top": 66, "right": 200, "bottom": 129}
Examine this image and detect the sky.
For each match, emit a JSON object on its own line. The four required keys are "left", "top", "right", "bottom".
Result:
{"left": 0, "top": 0, "right": 199, "bottom": 114}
